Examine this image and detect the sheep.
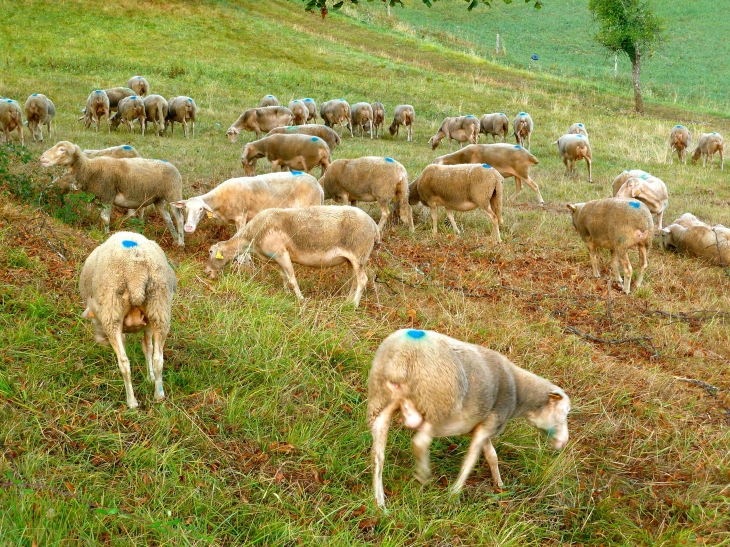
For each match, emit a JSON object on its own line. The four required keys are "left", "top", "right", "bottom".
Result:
{"left": 567, "top": 197, "right": 653, "bottom": 294}
{"left": 669, "top": 125, "right": 691, "bottom": 164}
{"left": 40, "top": 141, "right": 185, "bottom": 245}
{"left": 298, "top": 98, "right": 318, "bottom": 123}
{"left": 126, "top": 76, "right": 149, "bottom": 97}
{"left": 568, "top": 123, "right": 588, "bottom": 137}
{"left": 319, "top": 156, "right": 414, "bottom": 232}
{"left": 692, "top": 132, "right": 724, "bottom": 170}
{"left": 479, "top": 112, "right": 509, "bottom": 143}
{"left": 350, "top": 102, "right": 374, "bottom": 139}
{"left": 105, "top": 87, "right": 136, "bottom": 110}
{"left": 288, "top": 99, "right": 309, "bottom": 126}
{"left": 513, "top": 112, "right": 533, "bottom": 150}
{"left": 83, "top": 144, "right": 141, "bottom": 159}
{"left": 165, "top": 96, "right": 197, "bottom": 138}
{"left": 83, "top": 90, "right": 111, "bottom": 132}
{"left": 241, "top": 133, "right": 331, "bottom": 177}
{"left": 110, "top": 95, "right": 146, "bottom": 135}
{"left": 226, "top": 106, "right": 293, "bottom": 142}
{"left": 259, "top": 94, "right": 279, "bottom": 107}
{"left": 170, "top": 171, "right": 324, "bottom": 234}
{"left": 205, "top": 205, "right": 379, "bottom": 307}
{"left": 370, "top": 102, "right": 385, "bottom": 138}
{"left": 429, "top": 115, "right": 479, "bottom": 151}
{"left": 79, "top": 231, "right": 176, "bottom": 409}
{"left": 408, "top": 163, "right": 503, "bottom": 241}
{"left": 554, "top": 133, "right": 592, "bottom": 182}
{"left": 267, "top": 124, "right": 340, "bottom": 151}
{"left": 367, "top": 328, "right": 571, "bottom": 509}
{"left": 662, "top": 220, "right": 730, "bottom": 267}
{"left": 613, "top": 171, "right": 668, "bottom": 231}
{"left": 433, "top": 143, "right": 543, "bottom": 205}
{"left": 143, "top": 94, "right": 168, "bottom": 136}
{"left": 669, "top": 212, "right": 705, "bottom": 229}
{"left": 0, "top": 98, "right": 24, "bottom": 145}
{"left": 24, "top": 94, "right": 55, "bottom": 142}
{"left": 320, "top": 99, "right": 353, "bottom": 137}
{"left": 389, "top": 104, "right": 415, "bottom": 141}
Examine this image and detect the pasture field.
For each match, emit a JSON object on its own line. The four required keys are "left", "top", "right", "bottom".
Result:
{"left": 1, "top": 0, "right": 729, "bottom": 545}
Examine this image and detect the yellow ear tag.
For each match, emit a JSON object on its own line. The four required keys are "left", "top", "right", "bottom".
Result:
{"left": 215, "top": 251, "right": 224, "bottom": 260}
{"left": 88, "top": 311, "right": 95, "bottom": 318}
{"left": 206, "top": 211, "right": 214, "bottom": 219}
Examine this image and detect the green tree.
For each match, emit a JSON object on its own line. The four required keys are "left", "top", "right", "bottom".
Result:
{"left": 588, "top": 0, "right": 665, "bottom": 113}
{"left": 305, "top": 0, "right": 543, "bottom": 19}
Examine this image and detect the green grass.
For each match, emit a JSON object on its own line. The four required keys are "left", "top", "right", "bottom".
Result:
{"left": 1, "top": 0, "right": 730, "bottom": 545}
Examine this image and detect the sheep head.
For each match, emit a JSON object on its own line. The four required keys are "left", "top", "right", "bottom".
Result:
{"left": 40, "top": 141, "right": 80, "bottom": 167}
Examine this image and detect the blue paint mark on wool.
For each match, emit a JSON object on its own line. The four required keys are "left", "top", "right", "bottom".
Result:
{"left": 385, "top": 157, "right": 394, "bottom": 163}
{"left": 122, "top": 145, "right": 132, "bottom": 150}
{"left": 578, "top": 123, "right": 583, "bottom": 127}
{"left": 629, "top": 201, "right": 641, "bottom": 209}
{"left": 406, "top": 329, "right": 426, "bottom": 340}
{"left": 514, "top": 145, "right": 521, "bottom": 148}
{"left": 546, "top": 427, "right": 555, "bottom": 439}
{"left": 304, "top": 98, "right": 313, "bottom": 102}
{"left": 482, "top": 163, "right": 492, "bottom": 168}
{"left": 675, "top": 125, "right": 682, "bottom": 128}
{"left": 267, "top": 95, "right": 273, "bottom": 97}
{"left": 291, "top": 170, "right": 303, "bottom": 175}
{"left": 576, "top": 134, "right": 583, "bottom": 138}
{"left": 311, "top": 137, "right": 319, "bottom": 141}
{"left": 130, "top": 96, "right": 137, "bottom": 99}
{"left": 122, "top": 240, "right": 138, "bottom": 248}
{"left": 5, "top": 99, "right": 11, "bottom": 103}
{"left": 187, "top": 98, "right": 192, "bottom": 103}
{"left": 95, "top": 90, "right": 102, "bottom": 94}
{"left": 641, "top": 173, "right": 648, "bottom": 179}
{"left": 467, "top": 115, "right": 476, "bottom": 118}
{"left": 519, "top": 112, "right": 526, "bottom": 115}
{"left": 32, "top": 93, "right": 38, "bottom": 97}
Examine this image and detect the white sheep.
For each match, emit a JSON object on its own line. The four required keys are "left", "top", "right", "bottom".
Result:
{"left": 171, "top": 171, "right": 324, "bottom": 233}
{"left": 662, "top": 214, "right": 730, "bottom": 266}
{"left": 692, "top": 132, "right": 724, "bottom": 170}
{"left": 0, "top": 98, "right": 24, "bottom": 145}
{"left": 367, "top": 329, "right": 571, "bottom": 509}
{"left": 165, "top": 96, "right": 197, "bottom": 138}
{"left": 568, "top": 122, "right": 588, "bottom": 137}
{"left": 24, "top": 94, "right": 55, "bottom": 142}
{"left": 429, "top": 115, "right": 479, "bottom": 151}
{"left": 205, "top": 205, "right": 379, "bottom": 307}
{"left": 143, "top": 94, "right": 168, "bottom": 136}
{"left": 299, "top": 98, "right": 318, "bottom": 123}
{"left": 83, "top": 90, "right": 111, "bottom": 132}
{"left": 389, "top": 105, "right": 415, "bottom": 141}
{"left": 320, "top": 99, "right": 352, "bottom": 137}
{"left": 110, "top": 95, "right": 146, "bottom": 135}
{"left": 350, "top": 102, "right": 374, "bottom": 139}
{"left": 259, "top": 94, "right": 279, "bottom": 107}
{"left": 40, "top": 141, "right": 185, "bottom": 245}
{"left": 80, "top": 231, "right": 176, "bottom": 409}
{"left": 613, "top": 171, "right": 668, "bottom": 231}
{"left": 669, "top": 125, "right": 691, "bottom": 164}
{"left": 288, "top": 99, "right": 309, "bottom": 126}
{"left": 554, "top": 133, "right": 592, "bottom": 182}
{"left": 126, "top": 76, "right": 149, "bottom": 97}
{"left": 319, "top": 156, "right": 414, "bottom": 232}
{"left": 409, "top": 163, "right": 503, "bottom": 241}
{"left": 479, "top": 112, "right": 509, "bottom": 143}
{"left": 513, "top": 112, "right": 533, "bottom": 150}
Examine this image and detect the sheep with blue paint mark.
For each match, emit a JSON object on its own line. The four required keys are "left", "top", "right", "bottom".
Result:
{"left": 568, "top": 122, "right": 588, "bottom": 138}
{"left": 612, "top": 170, "right": 668, "bottom": 231}
{"left": 166, "top": 96, "right": 197, "bottom": 138}
{"left": 479, "top": 112, "right": 509, "bottom": 143}
{"left": 110, "top": 95, "right": 147, "bottom": 135}
{"left": 205, "top": 205, "right": 379, "bottom": 307}
{"left": 267, "top": 124, "right": 340, "bottom": 151}
{"left": 104, "top": 87, "right": 136, "bottom": 110}
{"left": 429, "top": 115, "right": 479, "bottom": 151}
{"left": 288, "top": 99, "right": 309, "bottom": 126}
{"left": 320, "top": 99, "right": 352, "bottom": 137}
{"left": 143, "top": 94, "right": 168, "bottom": 136}
{"left": 226, "top": 106, "right": 293, "bottom": 142}
{"left": 0, "top": 98, "right": 24, "bottom": 145}
{"left": 24, "top": 94, "right": 55, "bottom": 142}
{"left": 83, "top": 90, "right": 111, "bottom": 132}
{"left": 367, "top": 328, "right": 571, "bottom": 509}
{"left": 512, "top": 112, "right": 533, "bottom": 150}
{"left": 241, "top": 133, "right": 331, "bottom": 177}
{"left": 389, "top": 104, "right": 415, "bottom": 141}
{"left": 554, "top": 133, "right": 592, "bottom": 182}
{"left": 350, "top": 102, "right": 374, "bottom": 139}
{"left": 171, "top": 171, "right": 323, "bottom": 233}
{"left": 298, "top": 98, "right": 318, "bottom": 123}
{"left": 259, "top": 94, "right": 279, "bottom": 107}
{"left": 409, "top": 163, "right": 503, "bottom": 241}
{"left": 669, "top": 125, "right": 691, "bottom": 164}
{"left": 692, "top": 132, "right": 724, "bottom": 170}
{"left": 567, "top": 197, "right": 653, "bottom": 294}
{"left": 319, "top": 156, "right": 414, "bottom": 233}
{"left": 126, "top": 76, "right": 149, "bottom": 97}
{"left": 80, "top": 231, "right": 176, "bottom": 409}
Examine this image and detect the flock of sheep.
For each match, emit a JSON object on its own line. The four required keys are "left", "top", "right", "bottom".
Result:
{"left": 2, "top": 75, "right": 727, "bottom": 509}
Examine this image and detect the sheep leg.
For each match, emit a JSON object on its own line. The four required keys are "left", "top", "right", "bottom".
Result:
{"left": 635, "top": 244, "right": 648, "bottom": 289}
{"left": 376, "top": 200, "right": 391, "bottom": 233}
{"left": 273, "top": 252, "right": 304, "bottom": 301}
{"left": 151, "top": 323, "right": 166, "bottom": 401}
{"left": 482, "top": 439, "right": 504, "bottom": 488}
{"left": 521, "top": 176, "right": 544, "bottom": 205}
{"left": 451, "top": 422, "right": 492, "bottom": 494}
{"left": 562, "top": 157, "right": 570, "bottom": 175}
{"left": 371, "top": 400, "right": 400, "bottom": 509}
{"left": 585, "top": 157, "right": 592, "bottom": 183}
{"left": 721, "top": 149, "right": 724, "bottom": 171}
{"left": 100, "top": 205, "right": 112, "bottom": 233}
{"left": 619, "top": 252, "right": 633, "bottom": 294}
{"left": 155, "top": 201, "right": 184, "bottom": 247}
{"left": 446, "top": 210, "right": 460, "bottom": 234}
{"left": 347, "top": 259, "right": 368, "bottom": 308}
{"left": 527, "top": 133, "right": 531, "bottom": 151}
{"left": 586, "top": 241, "right": 601, "bottom": 278}
{"left": 140, "top": 116, "right": 146, "bottom": 137}
{"left": 182, "top": 119, "right": 189, "bottom": 138}
{"left": 412, "top": 423, "right": 434, "bottom": 484}
{"left": 142, "top": 327, "right": 154, "bottom": 381}
{"left": 430, "top": 206, "right": 440, "bottom": 235}
{"left": 108, "top": 328, "right": 138, "bottom": 409}
{"left": 569, "top": 159, "right": 576, "bottom": 176}
{"left": 479, "top": 202, "right": 501, "bottom": 243}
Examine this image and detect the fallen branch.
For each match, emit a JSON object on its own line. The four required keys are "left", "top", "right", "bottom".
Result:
{"left": 673, "top": 376, "right": 721, "bottom": 395}
{"left": 563, "top": 325, "right": 660, "bottom": 359}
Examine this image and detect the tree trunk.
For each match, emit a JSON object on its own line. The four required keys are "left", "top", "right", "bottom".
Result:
{"left": 632, "top": 41, "right": 644, "bottom": 114}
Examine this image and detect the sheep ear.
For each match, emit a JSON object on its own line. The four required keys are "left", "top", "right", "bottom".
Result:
{"left": 549, "top": 392, "right": 563, "bottom": 401}
{"left": 170, "top": 200, "right": 186, "bottom": 209}
{"left": 661, "top": 226, "right": 671, "bottom": 234}
{"left": 567, "top": 204, "right": 576, "bottom": 212}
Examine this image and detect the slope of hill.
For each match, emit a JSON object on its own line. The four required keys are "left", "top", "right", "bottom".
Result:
{"left": 1, "top": 0, "right": 729, "bottom": 545}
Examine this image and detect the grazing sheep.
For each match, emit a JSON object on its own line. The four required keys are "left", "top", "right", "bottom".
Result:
{"left": 0, "top": 98, "right": 24, "bottom": 145}
{"left": 669, "top": 125, "right": 691, "bottom": 164}
{"left": 241, "top": 133, "right": 331, "bottom": 177}
{"left": 429, "top": 115, "right": 479, "bottom": 151}
{"left": 79, "top": 231, "right": 176, "bottom": 409}
{"left": 513, "top": 112, "right": 533, "bottom": 150}
{"left": 105, "top": 87, "right": 136, "bottom": 110}
{"left": 165, "top": 96, "right": 197, "bottom": 138}
{"left": 409, "top": 163, "right": 503, "bottom": 241}
{"left": 568, "top": 123, "right": 588, "bottom": 137}
{"left": 110, "top": 95, "right": 147, "bottom": 135}
{"left": 259, "top": 94, "right": 279, "bottom": 107}
{"left": 171, "top": 171, "right": 324, "bottom": 233}
{"left": 692, "top": 132, "right": 724, "bottom": 170}
{"left": 143, "top": 94, "right": 168, "bottom": 136}
{"left": 662, "top": 219, "right": 730, "bottom": 267}
{"left": 567, "top": 197, "right": 653, "bottom": 294}
{"left": 367, "top": 329, "right": 571, "bottom": 509}
{"left": 267, "top": 124, "right": 340, "bottom": 151}
{"left": 554, "top": 133, "right": 592, "bottom": 182}
{"left": 389, "top": 104, "right": 415, "bottom": 141}
{"left": 226, "top": 106, "right": 293, "bottom": 142}
{"left": 370, "top": 102, "right": 385, "bottom": 139}
{"left": 24, "top": 94, "right": 55, "bottom": 142}
{"left": 126, "top": 76, "right": 149, "bottom": 97}
{"left": 350, "top": 102, "right": 374, "bottom": 139}
{"left": 288, "top": 99, "right": 309, "bottom": 126}
{"left": 299, "top": 98, "right": 318, "bottom": 123}
{"left": 433, "top": 143, "right": 543, "bottom": 205}
{"left": 83, "top": 90, "right": 111, "bottom": 132}
{"left": 321, "top": 99, "right": 352, "bottom": 137}
{"left": 83, "top": 144, "right": 141, "bottom": 159}
{"left": 40, "top": 141, "right": 185, "bottom": 245}
{"left": 479, "top": 112, "right": 509, "bottom": 143}
{"left": 319, "top": 156, "right": 414, "bottom": 232}
{"left": 205, "top": 205, "right": 379, "bottom": 307}
{"left": 613, "top": 171, "right": 668, "bottom": 231}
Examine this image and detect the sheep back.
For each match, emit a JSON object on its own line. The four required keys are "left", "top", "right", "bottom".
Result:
{"left": 267, "top": 124, "right": 340, "bottom": 150}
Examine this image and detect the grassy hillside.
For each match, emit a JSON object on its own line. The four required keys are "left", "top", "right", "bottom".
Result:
{"left": 342, "top": 0, "right": 730, "bottom": 114}
{"left": 1, "top": 0, "right": 729, "bottom": 545}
